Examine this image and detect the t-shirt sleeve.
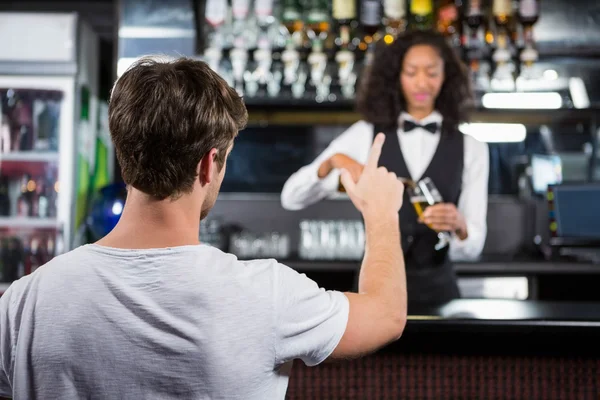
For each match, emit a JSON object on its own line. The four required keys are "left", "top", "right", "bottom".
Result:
{"left": 0, "top": 288, "right": 14, "bottom": 397}
{"left": 272, "top": 264, "right": 349, "bottom": 367}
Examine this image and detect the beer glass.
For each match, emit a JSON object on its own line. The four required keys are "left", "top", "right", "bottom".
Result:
{"left": 406, "top": 177, "right": 451, "bottom": 250}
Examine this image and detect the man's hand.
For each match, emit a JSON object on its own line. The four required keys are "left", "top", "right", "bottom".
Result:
{"left": 340, "top": 133, "right": 404, "bottom": 218}
{"left": 318, "top": 153, "right": 364, "bottom": 182}
{"left": 421, "top": 203, "right": 468, "bottom": 240}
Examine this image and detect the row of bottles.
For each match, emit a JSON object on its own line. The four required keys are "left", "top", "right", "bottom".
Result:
{"left": 0, "top": 233, "right": 59, "bottom": 282}
{"left": 0, "top": 88, "right": 61, "bottom": 152}
{"left": 461, "top": 0, "right": 542, "bottom": 92}
{"left": 199, "top": 0, "right": 542, "bottom": 104}
{"left": 0, "top": 173, "right": 59, "bottom": 218}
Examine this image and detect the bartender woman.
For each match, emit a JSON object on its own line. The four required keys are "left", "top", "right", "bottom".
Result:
{"left": 281, "top": 29, "right": 489, "bottom": 307}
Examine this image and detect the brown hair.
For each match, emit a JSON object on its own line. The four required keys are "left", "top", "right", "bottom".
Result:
{"left": 108, "top": 56, "right": 248, "bottom": 200}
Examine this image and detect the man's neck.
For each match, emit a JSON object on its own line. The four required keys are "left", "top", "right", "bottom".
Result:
{"left": 96, "top": 190, "right": 202, "bottom": 250}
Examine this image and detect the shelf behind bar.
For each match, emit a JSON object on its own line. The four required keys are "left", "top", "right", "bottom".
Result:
{"left": 246, "top": 107, "right": 600, "bottom": 127}
{"left": 0, "top": 151, "right": 59, "bottom": 163}
{"left": 0, "top": 217, "right": 60, "bottom": 229}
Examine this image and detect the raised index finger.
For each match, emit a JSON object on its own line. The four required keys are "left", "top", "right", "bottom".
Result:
{"left": 366, "top": 132, "right": 385, "bottom": 170}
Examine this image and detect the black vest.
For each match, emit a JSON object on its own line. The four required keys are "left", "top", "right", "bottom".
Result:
{"left": 375, "top": 124, "right": 464, "bottom": 305}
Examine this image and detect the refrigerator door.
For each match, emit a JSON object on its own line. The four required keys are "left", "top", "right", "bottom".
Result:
{"left": 0, "top": 76, "right": 75, "bottom": 290}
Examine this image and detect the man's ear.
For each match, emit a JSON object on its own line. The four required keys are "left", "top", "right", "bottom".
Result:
{"left": 197, "top": 148, "right": 218, "bottom": 186}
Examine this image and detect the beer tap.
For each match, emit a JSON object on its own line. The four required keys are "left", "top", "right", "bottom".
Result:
{"left": 335, "top": 49, "right": 355, "bottom": 99}
{"left": 281, "top": 47, "right": 300, "bottom": 87}
{"left": 230, "top": 47, "right": 248, "bottom": 95}
{"left": 268, "top": 69, "right": 283, "bottom": 98}
{"left": 291, "top": 66, "right": 308, "bottom": 99}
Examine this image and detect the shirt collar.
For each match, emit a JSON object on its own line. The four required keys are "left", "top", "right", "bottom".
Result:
{"left": 398, "top": 111, "right": 443, "bottom": 132}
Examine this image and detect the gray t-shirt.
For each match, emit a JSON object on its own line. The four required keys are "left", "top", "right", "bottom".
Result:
{"left": 0, "top": 244, "right": 349, "bottom": 399}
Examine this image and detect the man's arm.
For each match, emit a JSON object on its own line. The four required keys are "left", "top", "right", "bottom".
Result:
{"left": 328, "top": 134, "right": 407, "bottom": 360}
{"left": 330, "top": 213, "right": 406, "bottom": 360}
{"left": 273, "top": 134, "right": 406, "bottom": 366}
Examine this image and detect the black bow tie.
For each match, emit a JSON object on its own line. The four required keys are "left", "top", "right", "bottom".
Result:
{"left": 403, "top": 120, "right": 439, "bottom": 134}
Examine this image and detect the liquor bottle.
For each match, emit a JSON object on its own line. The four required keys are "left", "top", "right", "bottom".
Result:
{"left": 305, "top": 0, "right": 330, "bottom": 48}
{"left": 408, "top": 0, "right": 434, "bottom": 31}
{"left": 518, "top": 0, "right": 539, "bottom": 45}
{"left": 361, "top": 0, "right": 382, "bottom": 39}
{"left": 31, "top": 177, "right": 49, "bottom": 218}
{"left": 230, "top": 0, "right": 251, "bottom": 49}
{"left": 0, "top": 176, "right": 10, "bottom": 216}
{"left": 35, "top": 98, "right": 53, "bottom": 151}
{"left": 0, "top": 112, "right": 10, "bottom": 153}
{"left": 16, "top": 174, "right": 33, "bottom": 217}
{"left": 437, "top": 0, "right": 462, "bottom": 47}
{"left": 333, "top": 0, "right": 357, "bottom": 50}
{"left": 464, "top": 0, "right": 485, "bottom": 48}
{"left": 202, "top": 0, "right": 228, "bottom": 61}
{"left": 383, "top": 0, "right": 407, "bottom": 40}
{"left": 465, "top": 0, "right": 483, "bottom": 30}
{"left": 27, "top": 237, "right": 41, "bottom": 274}
{"left": 282, "top": 0, "right": 304, "bottom": 43}
{"left": 8, "top": 95, "right": 33, "bottom": 152}
{"left": 493, "top": 0, "right": 513, "bottom": 31}
{"left": 254, "top": 0, "right": 275, "bottom": 49}
{"left": 204, "top": 0, "right": 228, "bottom": 33}
{"left": 46, "top": 234, "right": 56, "bottom": 261}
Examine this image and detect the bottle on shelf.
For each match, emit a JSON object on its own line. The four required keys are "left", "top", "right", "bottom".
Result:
{"left": 204, "top": 0, "right": 228, "bottom": 48}
{"left": 408, "top": 0, "right": 435, "bottom": 31}
{"left": 518, "top": 0, "right": 539, "bottom": 46}
{"left": 230, "top": 0, "right": 252, "bottom": 49}
{"left": 383, "top": 0, "right": 407, "bottom": 42}
{"left": 0, "top": 176, "right": 10, "bottom": 216}
{"left": 27, "top": 236, "right": 42, "bottom": 274}
{"left": 254, "top": 0, "right": 276, "bottom": 50}
{"left": 437, "top": 0, "right": 462, "bottom": 48}
{"left": 333, "top": 0, "right": 357, "bottom": 50}
{"left": 281, "top": 0, "right": 304, "bottom": 91}
{"left": 1, "top": 237, "right": 24, "bottom": 282}
{"left": 34, "top": 94, "right": 59, "bottom": 152}
{"left": 305, "top": 0, "right": 331, "bottom": 96}
{"left": 16, "top": 174, "right": 34, "bottom": 217}
{"left": 492, "top": 0, "right": 513, "bottom": 40}
{"left": 333, "top": 0, "right": 358, "bottom": 98}
{"left": 5, "top": 91, "right": 33, "bottom": 152}
{"left": 203, "top": 0, "right": 228, "bottom": 74}
{"left": 464, "top": 0, "right": 484, "bottom": 48}
{"left": 31, "top": 177, "right": 49, "bottom": 218}
{"left": 360, "top": 0, "right": 382, "bottom": 47}
{"left": 516, "top": 0, "right": 540, "bottom": 83}
{"left": 305, "top": 0, "right": 330, "bottom": 49}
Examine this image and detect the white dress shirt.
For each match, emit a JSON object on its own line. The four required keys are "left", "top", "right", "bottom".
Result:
{"left": 280, "top": 111, "right": 490, "bottom": 261}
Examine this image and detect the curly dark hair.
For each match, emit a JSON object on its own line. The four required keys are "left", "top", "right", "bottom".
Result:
{"left": 356, "top": 29, "right": 473, "bottom": 133}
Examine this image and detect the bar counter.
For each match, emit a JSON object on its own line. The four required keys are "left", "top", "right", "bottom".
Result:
{"left": 285, "top": 299, "right": 600, "bottom": 400}
{"left": 285, "top": 258, "right": 600, "bottom": 275}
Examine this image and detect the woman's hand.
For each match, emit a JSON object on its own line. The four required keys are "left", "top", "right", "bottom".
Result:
{"left": 318, "top": 153, "right": 364, "bottom": 183}
{"left": 421, "top": 203, "right": 468, "bottom": 240}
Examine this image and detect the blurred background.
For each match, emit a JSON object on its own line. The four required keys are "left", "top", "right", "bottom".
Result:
{"left": 0, "top": 0, "right": 599, "bottom": 302}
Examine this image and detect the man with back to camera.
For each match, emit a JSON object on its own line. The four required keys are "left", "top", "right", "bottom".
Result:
{"left": 0, "top": 56, "right": 406, "bottom": 399}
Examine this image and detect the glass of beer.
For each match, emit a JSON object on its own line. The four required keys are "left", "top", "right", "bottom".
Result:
{"left": 406, "top": 177, "right": 451, "bottom": 250}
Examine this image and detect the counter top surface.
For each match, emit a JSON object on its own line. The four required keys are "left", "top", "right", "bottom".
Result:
{"left": 407, "top": 298, "right": 600, "bottom": 323}
{"left": 284, "top": 258, "right": 600, "bottom": 274}
{"left": 392, "top": 299, "right": 600, "bottom": 355}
